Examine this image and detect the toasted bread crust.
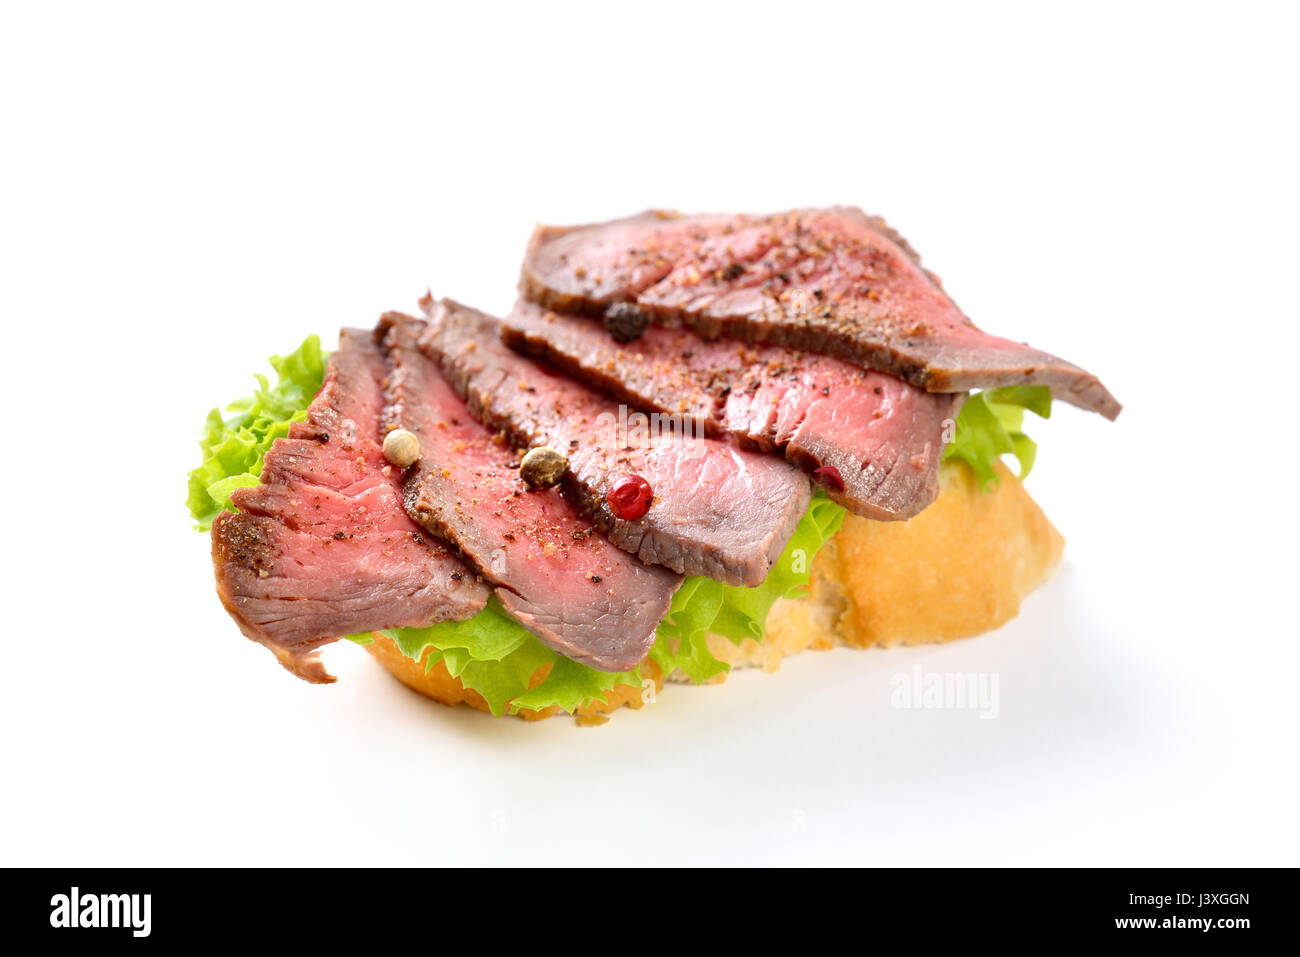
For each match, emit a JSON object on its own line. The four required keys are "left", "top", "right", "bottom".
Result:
{"left": 817, "top": 459, "right": 1064, "bottom": 648}
{"left": 364, "top": 462, "right": 1063, "bottom": 719}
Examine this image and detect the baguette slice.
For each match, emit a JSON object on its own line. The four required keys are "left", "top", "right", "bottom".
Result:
{"left": 364, "top": 461, "right": 1064, "bottom": 721}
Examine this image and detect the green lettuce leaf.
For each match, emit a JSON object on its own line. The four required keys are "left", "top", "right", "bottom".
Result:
{"left": 346, "top": 597, "right": 643, "bottom": 717}
{"left": 709, "top": 493, "right": 846, "bottom": 643}
{"left": 186, "top": 336, "right": 327, "bottom": 529}
{"left": 649, "top": 577, "right": 728, "bottom": 684}
{"left": 941, "top": 386, "right": 1051, "bottom": 488}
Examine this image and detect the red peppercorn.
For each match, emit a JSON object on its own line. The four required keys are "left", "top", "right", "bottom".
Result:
{"left": 812, "top": 465, "right": 845, "bottom": 492}
{"left": 607, "top": 474, "right": 653, "bottom": 520}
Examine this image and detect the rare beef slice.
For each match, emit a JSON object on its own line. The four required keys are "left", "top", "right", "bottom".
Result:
{"left": 212, "top": 329, "right": 488, "bottom": 683}
{"left": 520, "top": 208, "right": 1120, "bottom": 420}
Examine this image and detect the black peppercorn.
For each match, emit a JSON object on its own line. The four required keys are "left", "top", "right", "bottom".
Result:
{"left": 603, "top": 301, "right": 649, "bottom": 343}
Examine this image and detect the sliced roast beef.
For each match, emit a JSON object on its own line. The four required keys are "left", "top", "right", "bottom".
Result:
{"left": 211, "top": 329, "right": 489, "bottom": 683}
{"left": 520, "top": 208, "right": 1121, "bottom": 420}
{"left": 502, "top": 299, "right": 963, "bottom": 521}
{"left": 416, "top": 297, "right": 813, "bottom": 587}
{"left": 378, "top": 312, "right": 680, "bottom": 672}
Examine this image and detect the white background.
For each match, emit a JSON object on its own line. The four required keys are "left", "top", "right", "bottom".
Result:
{"left": 2, "top": 2, "right": 1297, "bottom": 866}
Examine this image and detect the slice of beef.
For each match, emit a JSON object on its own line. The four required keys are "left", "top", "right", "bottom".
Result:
{"left": 416, "top": 296, "right": 813, "bottom": 587}
{"left": 379, "top": 312, "right": 680, "bottom": 672}
{"left": 502, "top": 299, "right": 963, "bottom": 521}
{"left": 520, "top": 208, "right": 1121, "bottom": 420}
{"left": 211, "top": 329, "right": 488, "bottom": 683}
